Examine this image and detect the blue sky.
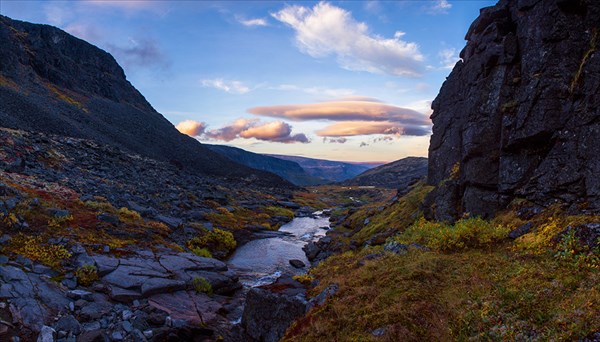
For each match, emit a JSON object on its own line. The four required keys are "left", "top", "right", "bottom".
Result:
{"left": 1, "top": 0, "right": 496, "bottom": 162}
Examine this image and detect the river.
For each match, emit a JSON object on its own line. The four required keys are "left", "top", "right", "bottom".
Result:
{"left": 227, "top": 211, "right": 330, "bottom": 287}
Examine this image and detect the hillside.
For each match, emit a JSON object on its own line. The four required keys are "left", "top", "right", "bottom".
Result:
{"left": 267, "top": 155, "right": 373, "bottom": 183}
{"left": 423, "top": 0, "right": 600, "bottom": 222}
{"left": 205, "top": 144, "right": 326, "bottom": 186}
{"left": 0, "top": 15, "right": 289, "bottom": 187}
{"left": 341, "top": 157, "right": 427, "bottom": 189}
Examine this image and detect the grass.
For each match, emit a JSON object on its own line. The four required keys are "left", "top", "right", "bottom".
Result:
{"left": 284, "top": 193, "right": 599, "bottom": 341}
{"left": 285, "top": 244, "right": 599, "bottom": 341}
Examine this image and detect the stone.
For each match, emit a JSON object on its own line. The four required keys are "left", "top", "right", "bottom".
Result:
{"left": 289, "top": 259, "right": 306, "bottom": 268}
{"left": 242, "top": 288, "right": 308, "bottom": 342}
{"left": 155, "top": 215, "right": 182, "bottom": 228}
{"left": 508, "top": 222, "right": 534, "bottom": 239}
{"left": 48, "top": 208, "right": 70, "bottom": 218}
{"left": 54, "top": 315, "right": 81, "bottom": 335}
{"left": 36, "top": 325, "right": 55, "bottom": 342}
{"left": 122, "top": 321, "right": 133, "bottom": 333}
{"left": 110, "top": 331, "right": 124, "bottom": 341}
{"left": 383, "top": 241, "right": 409, "bottom": 255}
{"left": 109, "top": 286, "right": 142, "bottom": 303}
{"left": 96, "top": 214, "right": 118, "bottom": 224}
{"left": 66, "top": 290, "right": 93, "bottom": 301}
{"left": 372, "top": 327, "right": 386, "bottom": 337}
{"left": 140, "top": 278, "right": 186, "bottom": 297}
{"left": 91, "top": 255, "right": 119, "bottom": 276}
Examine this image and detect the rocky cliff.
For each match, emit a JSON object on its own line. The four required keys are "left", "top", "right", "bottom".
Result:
{"left": 341, "top": 157, "right": 427, "bottom": 189}
{"left": 425, "top": 0, "right": 600, "bottom": 221}
{"left": 0, "top": 15, "right": 290, "bottom": 187}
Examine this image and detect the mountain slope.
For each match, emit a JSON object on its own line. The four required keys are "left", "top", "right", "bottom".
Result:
{"left": 424, "top": 0, "right": 600, "bottom": 221}
{"left": 267, "top": 155, "right": 373, "bottom": 183}
{"left": 341, "top": 157, "right": 428, "bottom": 189}
{"left": 205, "top": 144, "right": 326, "bottom": 186}
{"left": 0, "top": 15, "right": 290, "bottom": 187}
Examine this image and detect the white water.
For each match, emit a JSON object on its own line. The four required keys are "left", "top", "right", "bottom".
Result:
{"left": 227, "top": 211, "right": 329, "bottom": 287}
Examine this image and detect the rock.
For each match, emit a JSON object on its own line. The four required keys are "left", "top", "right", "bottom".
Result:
{"left": 66, "top": 290, "right": 93, "bottom": 301}
{"left": 155, "top": 215, "right": 182, "bottom": 228}
{"left": 96, "top": 213, "right": 118, "bottom": 224}
{"left": 508, "top": 222, "right": 534, "bottom": 239}
{"left": 148, "top": 291, "right": 223, "bottom": 327}
{"left": 77, "top": 329, "right": 109, "bottom": 342}
{"left": 109, "top": 286, "right": 142, "bottom": 303}
{"left": 91, "top": 255, "right": 119, "bottom": 276}
{"left": 186, "top": 271, "right": 241, "bottom": 295}
{"left": 242, "top": 288, "right": 308, "bottom": 342}
{"left": 303, "top": 242, "right": 320, "bottom": 261}
{"left": 80, "top": 302, "right": 112, "bottom": 321}
{"left": 140, "top": 278, "right": 186, "bottom": 297}
{"left": 48, "top": 208, "right": 70, "bottom": 218}
{"left": 158, "top": 254, "right": 227, "bottom": 273}
{"left": 384, "top": 241, "right": 409, "bottom": 255}
{"left": 54, "top": 315, "right": 81, "bottom": 335}
{"left": 308, "top": 284, "right": 338, "bottom": 309}
{"left": 289, "top": 259, "right": 306, "bottom": 268}
{"left": 36, "top": 326, "right": 55, "bottom": 342}
{"left": 110, "top": 331, "right": 123, "bottom": 341}
{"left": 424, "top": 0, "right": 600, "bottom": 221}
{"left": 372, "top": 327, "right": 386, "bottom": 337}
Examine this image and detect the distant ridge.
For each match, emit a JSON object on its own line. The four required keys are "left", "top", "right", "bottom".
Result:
{"left": 205, "top": 144, "right": 326, "bottom": 186}
{"left": 0, "top": 15, "right": 291, "bottom": 187}
{"left": 267, "top": 155, "right": 373, "bottom": 183}
{"left": 342, "top": 157, "right": 428, "bottom": 189}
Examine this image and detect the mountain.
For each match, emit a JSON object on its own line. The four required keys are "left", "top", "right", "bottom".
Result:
{"left": 341, "top": 157, "right": 428, "bottom": 189}
{"left": 267, "top": 155, "right": 373, "bottom": 183}
{"left": 0, "top": 15, "right": 290, "bottom": 187}
{"left": 205, "top": 144, "right": 326, "bottom": 186}
{"left": 424, "top": 0, "right": 600, "bottom": 221}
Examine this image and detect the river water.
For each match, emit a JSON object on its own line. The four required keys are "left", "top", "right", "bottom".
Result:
{"left": 227, "top": 211, "right": 330, "bottom": 287}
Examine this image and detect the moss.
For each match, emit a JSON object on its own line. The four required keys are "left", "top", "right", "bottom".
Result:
{"left": 191, "top": 247, "right": 213, "bottom": 258}
{"left": 187, "top": 228, "right": 236, "bottom": 258}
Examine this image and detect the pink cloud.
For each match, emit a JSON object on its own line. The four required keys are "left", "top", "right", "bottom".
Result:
{"left": 316, "top": 121, "right": 430, "bottom": 137}
{"left": 176, "top": 120, "right": 207, "bottom": 136}
{"left": 202, "top": 119, "right": 309, "bottom": 144}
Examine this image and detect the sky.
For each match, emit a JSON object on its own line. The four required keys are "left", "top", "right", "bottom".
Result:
{"left": 0, "top": 0, "right": 496, "bottom": 162}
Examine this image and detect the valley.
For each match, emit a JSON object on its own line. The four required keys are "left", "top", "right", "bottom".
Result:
{"left": 1, "top": 0, "right": 600, "bottom": 341}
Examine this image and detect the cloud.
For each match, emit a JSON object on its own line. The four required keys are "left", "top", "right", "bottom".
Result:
{"left": 201, "top": 79, "right": 251, "bottom": 94}
{"left": 107, "top": 38, "right": 169, "bottom": 69}
{"left": 439, "top": 48, "right": 459, "bottom": 69}
{"left": 176, "top": 120, "right": 206, "bottom": 137}
{"left": 271, "top": 2, "right": 424, "bottom": 77}
{"left": 239, "top": 18, "right": 268, "bottom": 27}
{"left": 248, "top": 98, "right": 429, "bottom": 125}
{"left": 427, "top": 0, "right": 452, "bottom": 14}
{"left": 202, "top": 118, "right": 309, "bottom": 144}
{"left": 273, "top": 84, "right": 355, "bottom": 98}
{"left": 316, "top": 121, "right": 430, "bottom": 137}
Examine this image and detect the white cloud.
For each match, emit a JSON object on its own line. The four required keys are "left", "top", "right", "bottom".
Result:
{"left": 439, "top": 48, "right": 459, "bottom": 69}
{"left": 176, "top": 120, "right": 206, "bottom": 136}
{"left": 273, "top": 84, "right": 355, "bottom": 98}
{"left": 428, "top": 0, "right": 452, "bottom": 14}
{"left": 200, "top": 79, "right": 251, "bottom": 94}
{"left": 239, "top": 18, "right": 268, "bottom": 27}
{"left": 271, "top": 2, "right": 424, "bottom": 77}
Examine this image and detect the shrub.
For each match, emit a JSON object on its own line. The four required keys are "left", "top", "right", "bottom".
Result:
{"left": 293, "top": 274, "right": 315, "bottom": 285}
{"left": 191, "top": 247, "right": 213, "bottom": 258}
{"left": 187, "top": 228, "right": 236, "bottom": 257}
{"left": 192, "top": 276, "right": 212, "bottom": 295}
{"left": 76, "top": 264, "right": 99, "bottom": 286}
{"left": 117, "top": 207, "right": 142, "bottom": 223}
{"left": 7, "top": 234, "right": 72, "bottom": 268}
{"left": 265, "top": 206, "right": 294, "bottom": 219}
{"left": 48, "top": 214, "right": 73, "bottom": 229}
{"left": 394, "top": 217, "right": 510, "bottom": 252}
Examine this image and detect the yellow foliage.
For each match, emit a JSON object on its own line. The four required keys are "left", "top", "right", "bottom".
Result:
{"left": 76, "top": 264, "right": 99, "bottom": 286}
{"left": 187, "top": 228, "right": 236, "bottom": 257}
{"left": 7, "top": 234, "right": 72, "bottom": 269}
{"left": 117, "top": 207, "right": 142, "bottom": 223}
{"left": 48, "top": 214, "right": 73, "bottom": 229}
{"left": 293, "top": 274, "right": 315, "bottom": 285}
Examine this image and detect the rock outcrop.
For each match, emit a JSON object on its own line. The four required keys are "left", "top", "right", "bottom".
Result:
{"left": 425, "top": 0, "right": 600, "bottom": 221}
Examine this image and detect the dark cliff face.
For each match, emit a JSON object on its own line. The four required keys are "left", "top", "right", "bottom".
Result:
{"left": 0, "top": 15, "right": 292, "bottom": 187}
{"left": 425, "top": 0, "right": 600, "bottom": 221}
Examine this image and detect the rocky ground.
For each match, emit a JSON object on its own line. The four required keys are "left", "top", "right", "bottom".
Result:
{"left": 0, "top": 127, "right": 323, "bottom": 341}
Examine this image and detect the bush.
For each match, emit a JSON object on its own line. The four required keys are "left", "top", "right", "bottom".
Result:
{"left": 187, "top": 228, "right": 236, "bottom": 257}
{"left": 192, "top": 276, "right": 212, "bottom": 294}
{"left": 394, "top": 217, "right": 510, "bottom": 252}
{"left": 117, "top": 207, "right": 142, "bottom": 223}
{"left": 191, "top": 247, "right": 213, "bottom": 258}
{"left": 76, "top": 264, "right": 99, "bottom": 286}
